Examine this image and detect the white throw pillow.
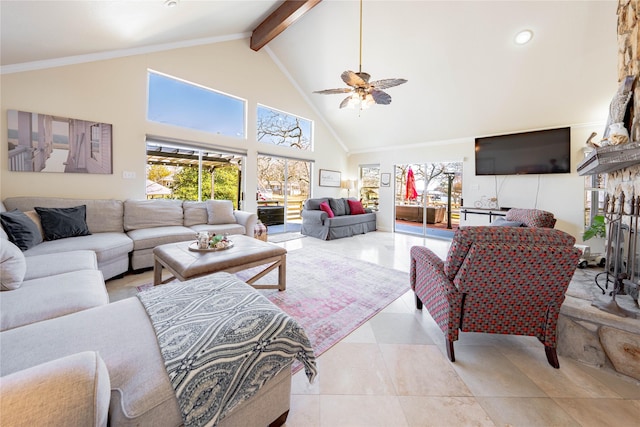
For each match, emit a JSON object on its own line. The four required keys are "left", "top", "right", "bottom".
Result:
{"left": 206, "top": 200, "right": 236, "bottom": 225}
{"left": 1, "top": 240, "right": 27, "bottom": 290}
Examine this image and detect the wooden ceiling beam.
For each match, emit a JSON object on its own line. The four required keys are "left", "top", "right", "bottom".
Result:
{"left": 251, "top": 0, "right": 322, "bottom": 51}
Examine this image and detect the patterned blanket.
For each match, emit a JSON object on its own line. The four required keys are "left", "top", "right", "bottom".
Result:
{"left": 137, "top": 273, "right": 317, "bottom": 427}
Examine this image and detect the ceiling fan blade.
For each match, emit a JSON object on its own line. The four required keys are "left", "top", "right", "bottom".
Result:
{"left": 341, "top": 70, "right": 369, "bottom": 88}
{"left": 339, "top": 96, "right": 352, "bottom": 109}
{"left": 369, "top": 78, "right": 408, "bottom": 90}
{"left": 370, "top": 89, "right": 392, "bottom": 105}
{"left": 313, "top": 88, "right": 353, "bottom": 95}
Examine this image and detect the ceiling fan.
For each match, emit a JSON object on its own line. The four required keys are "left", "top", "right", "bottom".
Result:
{"left": 313, "top": 0, "right": 407, "bottom": 110}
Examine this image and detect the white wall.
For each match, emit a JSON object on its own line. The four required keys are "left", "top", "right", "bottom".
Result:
{"left": 0, "top": 39, "right": 347, "bottom": 213}
{"left": 348, "top": 123, "right": 604, "bottom": 242}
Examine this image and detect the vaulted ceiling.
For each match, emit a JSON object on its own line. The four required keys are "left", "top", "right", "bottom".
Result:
{"left": 1, "top": 1, "right": 619, "bottom": 153}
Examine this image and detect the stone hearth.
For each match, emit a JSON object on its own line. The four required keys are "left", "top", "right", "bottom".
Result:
{"left": 559, "top": 266, "right": 640, "bottom": 381}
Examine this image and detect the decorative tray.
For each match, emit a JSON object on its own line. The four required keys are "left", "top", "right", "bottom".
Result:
{"left": 188, "top": 240, "right": 234, "bottom": 252}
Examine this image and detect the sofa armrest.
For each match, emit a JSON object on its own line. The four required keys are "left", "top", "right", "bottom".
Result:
{"left": 0, "top": 351, "right": 110, "bottom": 427}
{"left": 301, "top": 209, "right": 328, "bottom": 224}
{"left": 233, "top": 210, "right": 258, "bottom": 237}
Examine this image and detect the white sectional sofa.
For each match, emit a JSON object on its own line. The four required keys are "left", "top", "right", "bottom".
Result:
{"left": 1, "top": 197, "right": 257, "bottom": 279}
{"left": 0, "top": 197, "right": 310, "bottom": 427}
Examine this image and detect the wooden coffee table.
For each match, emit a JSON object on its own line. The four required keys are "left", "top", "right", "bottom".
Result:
{"left": 153, "top": 235, "right": 287, "bottom": 290}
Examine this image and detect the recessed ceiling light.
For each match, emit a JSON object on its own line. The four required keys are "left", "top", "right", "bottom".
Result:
{"left": 164, "top": 0, "right": 179, "bottom": 7}
{"left": 515, "top": 30, "right": 533, "bottom": 45}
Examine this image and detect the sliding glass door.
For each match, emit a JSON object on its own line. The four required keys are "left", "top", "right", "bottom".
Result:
{"left": 257, "top": 155, "right": 311, "bottom": 234}
{"left": 393, "top": 162, "right": 462, "bottom": 238}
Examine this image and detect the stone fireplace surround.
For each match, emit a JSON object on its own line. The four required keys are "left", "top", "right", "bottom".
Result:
{"left": 557, "top": 0, "right": 640, "bottom": 382}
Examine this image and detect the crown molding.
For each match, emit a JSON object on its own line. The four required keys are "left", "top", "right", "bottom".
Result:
{"left": 1, "top": 32, "right": 251, "bottom": 75}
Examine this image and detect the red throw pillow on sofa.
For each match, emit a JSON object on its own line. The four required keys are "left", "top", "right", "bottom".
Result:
{"left": 347, "top": 199, "right": 366, "bottom": 215}
{"left": 319, "top": 201, "right": 335, "bottom": 218}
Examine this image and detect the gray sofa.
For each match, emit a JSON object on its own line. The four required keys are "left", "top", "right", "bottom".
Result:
{"left": 1, "top": 197, "right": 257, "bottom": 279}
{"left": 301, "top": 197, "right": 376, "bottom": 240}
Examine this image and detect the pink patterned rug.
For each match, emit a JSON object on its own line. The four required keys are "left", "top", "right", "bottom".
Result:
{"left": 139, "top": 247, "right": 409, "bottom": 372}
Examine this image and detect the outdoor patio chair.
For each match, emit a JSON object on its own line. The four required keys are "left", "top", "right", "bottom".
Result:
{"left": 410, "top": 226, "right": 581, "bottom": 368}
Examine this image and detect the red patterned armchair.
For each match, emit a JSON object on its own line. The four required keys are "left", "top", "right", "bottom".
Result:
{"left": 410, "top": 226, "right": 581, "bottom": 368}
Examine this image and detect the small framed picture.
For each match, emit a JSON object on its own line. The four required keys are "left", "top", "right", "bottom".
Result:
{"left": 380, "top": 173, "right": 391, "bottom": 187}
{"left": 319, "top": 169, "right": 341, "bottom": 187}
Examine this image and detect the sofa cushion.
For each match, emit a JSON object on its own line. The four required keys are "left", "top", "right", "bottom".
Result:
{"left": 183, "top": 201, "right": 208, "bottom": 226}
{"left": 505, "top": 208, "right": 556, "bottom": 228}
{"left": 328, "top": 198, "right": 347, "bottom": 216}
{"left": 347, "top": 199, "right": 366, "bottom": 215}
{"left": 319, "top": 201, "right": 334, "bottom": 218}
{"left": 0, "top": 240, "right": 26, "bottom": 290}
{"left": 0, "top": 298, "right": 183, "bottom": 427}
{"left": 304, "top": 198, "right": 329, "bottom": 211}
{"left": 23, "top": 210, "right": 44, "bottom": 236}
{"left": 24, "top": 250, "right": 98, "bottom": 281}
{"left": 0, "top": 269, "right": 108, "bottom": 331}
{"left": 127, "top": 226, "right": 196, "bottom": 251}
{"left": 343, "top": 198, "right": 352, "bottom": 215}
{"left": 0, "top": 351, "right": 110, "bottom": 427}
{"left": 190, "top": 223, "right": 246, "bottom": 236}
{"left": 3, "top": 197, "right": 124, "bottom": 233}
{"left": 35, "top": 205, "right": 91, "bottom": 241}
{"left": 22, "top": 232, "right": 132, "bottom": 266}
{"left": 0, "top": 209, "right": 43, "bottom": 250}
{"left": 207, "top": 200, "right": 236, "bottom": 225}
{"left": 124, "top": 199, "right": 184, "bottom": 231}
{"left": 490, "top": 217, "right": 525, "bottom": 227}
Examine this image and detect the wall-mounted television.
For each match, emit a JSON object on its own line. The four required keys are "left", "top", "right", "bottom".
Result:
{"left": 475, "top": 127, "right": 571, "bottom": 175}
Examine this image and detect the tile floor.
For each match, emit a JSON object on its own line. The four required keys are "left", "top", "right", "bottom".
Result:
{"left": 106, "top": 231, "right": 640, "bottom": 427}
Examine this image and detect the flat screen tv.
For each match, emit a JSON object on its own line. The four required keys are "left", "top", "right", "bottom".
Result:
{"left": 475, "top": 127, "right": 571, "bottom": 175}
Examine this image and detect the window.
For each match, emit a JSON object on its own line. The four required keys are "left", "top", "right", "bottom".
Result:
{"left": 257, "top": 105, "right": 312, "bottom": 151}
{"left": 147, "top": 70, "right": 246, "bottom": 138}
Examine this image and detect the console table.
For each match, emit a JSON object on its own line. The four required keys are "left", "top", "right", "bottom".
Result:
{"left": 459, "top": 207, "right": 506, "bottom": 226}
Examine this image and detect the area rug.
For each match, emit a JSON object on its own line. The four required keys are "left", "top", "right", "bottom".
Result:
{"left": 139, "top": 247, "right": 409, "bottom": 372}
{"left": 235, "top": 247, "right": 410, "bottom": 369}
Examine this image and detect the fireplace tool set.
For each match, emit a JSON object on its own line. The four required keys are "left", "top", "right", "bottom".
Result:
{"left": 593, "top": 192, "right": 639, "bottom": 318}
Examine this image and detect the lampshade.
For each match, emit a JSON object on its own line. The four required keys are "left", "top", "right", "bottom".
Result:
{"left": 341, "top": 179, "right": 356, "bottom": 190}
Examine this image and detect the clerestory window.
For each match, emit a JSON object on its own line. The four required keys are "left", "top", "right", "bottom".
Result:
{"left": 147, "top": 70, "right": 246, "bottom": 139}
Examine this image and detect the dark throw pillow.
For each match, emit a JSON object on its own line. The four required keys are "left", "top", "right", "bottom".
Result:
{"left": 0, "top": 209, "right": 43, "bottom": 250}
{"left": 35, "top": 205, "right": 91, "bottom": 241}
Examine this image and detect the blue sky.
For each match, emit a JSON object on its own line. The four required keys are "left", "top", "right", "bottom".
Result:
{"left": 147, "top": 71, "right": 245, "bottom": 138}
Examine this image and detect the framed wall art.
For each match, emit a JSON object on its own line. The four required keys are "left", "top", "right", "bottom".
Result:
{"left": 319, "top": 169, "right": 341, "bottom": 187}
{"left": 7, "top": 109, "right": 113, "bottom": 174}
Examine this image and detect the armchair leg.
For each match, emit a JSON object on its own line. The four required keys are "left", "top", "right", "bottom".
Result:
{"left": 415, "top": 294, "right": 423, "bottom": 310}
{"left": 545, "top": 346, "right": 560, "bottom": 369}
{"left": 446, "top": 339, "right": 455, "bottom": 362}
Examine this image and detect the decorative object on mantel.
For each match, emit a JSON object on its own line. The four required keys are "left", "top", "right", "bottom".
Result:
{"left": 592, "top": 192, "right": 639, "bottom": 318}
{"left": 603, "top": 75, "right": 635, "bottom": 140}
{"left": 577, "top": 141, "right": 640, "bottom": 176}
{"left": 313, "top": 0, "right": 407, "bottom": 110}
{"left": 607, "top": 123, "right": 630, "bottom": 146}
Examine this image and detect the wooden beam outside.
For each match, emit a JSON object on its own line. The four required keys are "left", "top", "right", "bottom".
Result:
{"left": 251, "top": 0, "right": 322, "bottom": 51}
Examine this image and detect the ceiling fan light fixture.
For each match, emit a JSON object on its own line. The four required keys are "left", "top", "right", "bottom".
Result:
{"left": 515, "top": 29, "right": 533, "bottom": 45}
{"left": 313, "top": 0, "right": 407, "bottom": 110}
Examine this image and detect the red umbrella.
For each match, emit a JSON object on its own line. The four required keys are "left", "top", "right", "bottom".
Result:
{"left": 405, "top": 167, "right": 418, "bottom": 201}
